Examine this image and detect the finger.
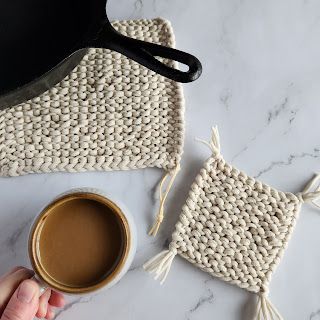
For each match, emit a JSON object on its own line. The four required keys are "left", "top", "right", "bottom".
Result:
{"left": 0, "top": 266, "right": 27, "bottom": 283}
{"left": 0, "top": 268, "right": 34, "bottom": 314}
{"left": 0, "top": 279, "right": 39, "bottom": 320}
{"left": 45, "top": 305, "right": 55, "bottom": 320}
{"left": 35, "top": 288, "right": 51, "bottom": 319}
{"left": 48, "top": 291, "right": 65, "bottom": 308}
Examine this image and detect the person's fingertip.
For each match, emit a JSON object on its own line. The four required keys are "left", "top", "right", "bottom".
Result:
{"left": 49, "top": 310, "right": 55, "bottom": 320}
{"left": 17, "top": 279, "right": 39, "bottom": 303}
{"left": 46, "top": 306, "right": 55, "bottom": 320}
{"left": 57, "top": 295, "right": 65, "bottom": 307}
{"left": 36, "top": 310, "right": 42, "bottom": 318}
{"left": 43, "top": 298, "right": 48, "bottom": 313}
{"left": 36, "top": 307, "right": 48, "bottom": 319}
{"left": 37, "top": 288, "right": 51, "bottom": 318}
{"left": 1, "top": 279, "right": 39, "bottom": 320}
{"left": 49, "top": 292, "right": 65, "bottom": 308}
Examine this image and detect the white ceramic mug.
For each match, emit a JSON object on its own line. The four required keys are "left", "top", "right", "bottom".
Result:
{"left": 28, "top": 188, "right": 137, "bottom": 295}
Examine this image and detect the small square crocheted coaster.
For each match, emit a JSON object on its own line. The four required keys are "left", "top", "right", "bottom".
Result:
{"left": 0, "top": 18, "right": 184, "bottom": 236}
{"left": 144, "top": 127, "right": 320, "bottom": 319}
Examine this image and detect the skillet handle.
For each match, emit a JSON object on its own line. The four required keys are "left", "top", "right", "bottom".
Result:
{"left": 93, "top": 21, "right": 202, "bottom": 83}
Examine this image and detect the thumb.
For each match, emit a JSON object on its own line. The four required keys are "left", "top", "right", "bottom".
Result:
{"left": 1, "top": 280, "right": 39, "bottom": 320}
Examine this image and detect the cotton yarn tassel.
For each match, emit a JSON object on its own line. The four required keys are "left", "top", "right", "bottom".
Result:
{"left": 143, "top": 248, "right": 177, "bottom": 284}
{"left": 254, "top": 292, "right": 283, "bottom": 320}
{"left": 149, "top": 127, "right": 219, "bottom": 237}
{"left": 298, "top": 173, "right": 320, "bottom": 208}
{"left": 196, "top": 126, "right": 221, "bottom": 157}
{"left": 149, "top": 165, "right": 181, "bottom": 237}
{"left": 251, "top": 174, "right": 320, "bottom": 320}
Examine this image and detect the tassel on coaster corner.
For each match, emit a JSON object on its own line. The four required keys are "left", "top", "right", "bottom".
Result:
{"left": 253, "top": 292, "right": 283, "bottom": 320}
{"left": 298, "top": 173, "right": 320, "bottom": 209}
{"left": 148, "top": 165, "right": 181, "bottom": 237}
{"left": 195, "top": 125, "right": 221, "bottom": 157}
{"left": 143, "top": 249, "right": 176, "bottom": 285}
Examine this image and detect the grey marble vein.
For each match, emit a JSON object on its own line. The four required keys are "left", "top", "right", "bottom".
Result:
{"left": 185, "top": 288, "right": 214, "bottom": 320}
{"left": 54, "top": 297, "right": 82, "bottom": 319}
{"left": 220, "top": 89, "right": 232, "bottom": 110}
{"left": 4, "top": 216, "right": 33, "bottom": 253}
{"left": 128, "top": 264, "right": 140, "bottom": 272}
{"left": 310, "top": 309, "right": 320, "bottom": 320}
{"left": 232, "top": 96, "right": 300, "bottom": 161}
{"left": 55, "top": 295, "right": 96, "bottom": 319}
{"left": 231, "top": 129, "right": 263, "bottom": 162}
{"left": 289, "top": 109, "right": 298, "bottom": 124}
{"left": 217, "top": 0, "right": 244, "bottom": 57}
{"left": 267, "top": 97, "right": 289, "bottom": 124}
{"left": 254, "top": 147, "right": 320, "bottom": 179}
{"left": 282, "top": 109, "right": 299, "bottom": 135}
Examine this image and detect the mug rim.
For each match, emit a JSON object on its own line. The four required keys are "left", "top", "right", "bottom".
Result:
{"left": 28, "top": 191, "right": 131, "bottom": 294}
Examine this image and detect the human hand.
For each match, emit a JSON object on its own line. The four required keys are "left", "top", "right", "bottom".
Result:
{"left": 0, "top": 266, "right": 65, "bottom": 320}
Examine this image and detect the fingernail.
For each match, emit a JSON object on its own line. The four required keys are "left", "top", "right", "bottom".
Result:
{"left": 17, "top": 280, "right": 37, "bottom": 303}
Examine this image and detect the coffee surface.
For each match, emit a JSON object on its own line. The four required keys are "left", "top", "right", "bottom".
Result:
{"left": 37, "top": 196, "right": 124, "bottom": 287}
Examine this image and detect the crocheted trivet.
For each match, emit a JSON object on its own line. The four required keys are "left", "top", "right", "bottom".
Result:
{"left": 0, "top": 18, "right": 184, "bottom": 235}
{"left": 144, "top": 127, "right": 320, "bottom": 319}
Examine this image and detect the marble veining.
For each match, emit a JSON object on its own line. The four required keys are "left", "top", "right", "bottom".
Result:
{"left": 1, "top": 0, "right": 320, "bottom": 319}
{"left": 232, "top": 94, "right": 302, "bottom": 161}
{"left": 310, "top": 309, "right": 320, "bottom": 320}
{"left": 55, "top": 295, "right": 96, "bottom": 320}
{"left": 219, "top": 88, "right": 233, "bottom": 110}
{"left": 254, "top": 148, "right": 320, "bottom": 179}
{"left": 5, "top": 220, "right": 32, "bottom": 256}
{"left": 267, "top": 97, "right": 290, "bottom": 124}
{"left": 185, "top": 284, "right": 214, "bottom": 320}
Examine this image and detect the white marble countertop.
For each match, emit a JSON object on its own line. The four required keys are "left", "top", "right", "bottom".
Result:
{"left": 1, "top": 0, "right": 320, "bottom": 319}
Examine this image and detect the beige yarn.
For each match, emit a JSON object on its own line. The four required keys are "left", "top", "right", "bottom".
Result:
{"left": 0, "top": 18, "right": 184, "bottom": 177}
{"left": 0, "top": 18, "right": 184, "bottom": 235}
{"left": 144, "top": 126, "right": 320, "bottom": 319}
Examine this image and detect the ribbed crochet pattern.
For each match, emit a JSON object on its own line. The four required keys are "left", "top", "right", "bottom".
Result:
{"left": 0, "top": 18, "right": 184, "bottom": 177}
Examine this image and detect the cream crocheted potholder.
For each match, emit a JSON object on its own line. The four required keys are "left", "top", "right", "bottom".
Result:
{"left": 0, "top": 18, "right": 184, "bottom": 235}
{"left": 144, "top": 127, "right": 320, "bottom": 319}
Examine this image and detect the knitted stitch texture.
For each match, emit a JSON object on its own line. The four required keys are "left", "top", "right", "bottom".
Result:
{"left": 144, "top": 127, "right": 320, "bottom": 319}
{"left": 0, "top": 18, "right": 184, "bottom": 177}
{"left": 170, "top": 152, "right": 301, "bottom": 294}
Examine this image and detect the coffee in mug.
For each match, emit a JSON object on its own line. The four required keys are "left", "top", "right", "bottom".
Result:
{"left": 28, "top": 189, "right": 136, "bottom": 294}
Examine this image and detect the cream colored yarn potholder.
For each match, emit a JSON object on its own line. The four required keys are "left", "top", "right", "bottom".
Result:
{"left": 144, "top": 127, "right": 320, "bottom": 320}
{"left": 0, "top": 18, "right": 184, "bottom": 235}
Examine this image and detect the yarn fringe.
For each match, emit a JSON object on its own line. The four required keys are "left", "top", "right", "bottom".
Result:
{"left": 196, "top": 126, "right": 221, "bottom": 157}
{"left": 298, "top": 173, "right": 320, "bottom": 209}
{"left": 149, "top": 165, "right": 181, "bottom": 236}
{"left": 143, "top": 249, "right": 176, "bottom": 284}
{"left": 254, "top": 293, "right": 283, "bottom": 320}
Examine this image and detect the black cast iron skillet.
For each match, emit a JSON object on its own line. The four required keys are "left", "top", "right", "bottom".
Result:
{"left": 0, "top": 0, "right": 202, "bottom": 110}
